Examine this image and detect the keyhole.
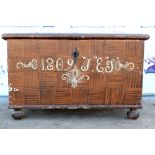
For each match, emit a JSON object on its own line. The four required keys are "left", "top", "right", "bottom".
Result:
{"left": 73, "top": 52, "right": 78, "bottom": 58}
{"left": 72, "top": 48, "right": 79, "bottom": 64}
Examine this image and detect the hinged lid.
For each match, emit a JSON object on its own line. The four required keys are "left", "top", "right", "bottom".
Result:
{"left": 2, "top": 33, "right": 150, "bottom": 40}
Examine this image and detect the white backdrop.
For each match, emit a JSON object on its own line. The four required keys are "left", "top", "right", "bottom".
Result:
{"left": 0, "top": 0, "right": 155, "bottom": 95}
{"left": 0, "top": 0, "right": 155, "bottom": 26}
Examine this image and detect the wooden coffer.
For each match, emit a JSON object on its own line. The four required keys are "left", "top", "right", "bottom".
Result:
{"left": 2, "top": 33, "right": 149, "bottom": 118}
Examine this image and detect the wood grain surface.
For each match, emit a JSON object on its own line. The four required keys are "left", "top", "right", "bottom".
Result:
{"left": 3, "top": 33, "right": 149, "bottom": 108}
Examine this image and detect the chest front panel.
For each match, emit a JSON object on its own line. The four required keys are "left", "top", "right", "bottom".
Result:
{"left": 8, "top": 39, "right": 144, "bottom": 106}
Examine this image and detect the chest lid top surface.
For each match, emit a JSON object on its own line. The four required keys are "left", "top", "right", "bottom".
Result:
{"left": 2, "top": 33, "right": 149, "bottom": 40}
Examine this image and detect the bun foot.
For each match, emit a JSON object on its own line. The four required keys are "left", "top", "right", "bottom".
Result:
{"left": 127, "top": 108, "right": 139, "bottom": 120}
{"left": 12, "top": 109, "right": 25, "bottom": 120}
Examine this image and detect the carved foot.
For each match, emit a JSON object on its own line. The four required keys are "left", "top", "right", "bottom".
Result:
{"left": 12, "top": 109, "right": 25, "bottom": 120}
{"left": 127, "top": 108, "right": 139, "bottom": 120}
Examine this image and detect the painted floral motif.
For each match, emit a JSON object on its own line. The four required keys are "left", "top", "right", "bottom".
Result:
{"left": 62, "top": 65, "right": 89, "bottom": 88}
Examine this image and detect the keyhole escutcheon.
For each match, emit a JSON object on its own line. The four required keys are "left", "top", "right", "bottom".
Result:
{"left": 72, "top": 48, "right": 79, "bottom": 64}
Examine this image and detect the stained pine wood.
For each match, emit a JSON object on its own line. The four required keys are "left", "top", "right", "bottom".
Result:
{"left": 2, "top": 33, "right": 149, "bottom": 110}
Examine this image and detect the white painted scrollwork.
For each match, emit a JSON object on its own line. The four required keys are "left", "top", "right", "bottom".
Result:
{"left": 114, "top": 59, "right": 135, "bottom": 71}
{"left": 15, "top": 56, "right": 135, "bottom": 89}
{"left": 62, "top": 65, "right": 90, "bottom": 88}
{"left": 8, "top": 84, "right": 19, "bottom": 92}
{"left": 16, "top": 56, "right": 135, "bottom": 73}
{"left": 16, "top": 59, "right": 37, "bottom": 70}
{"left": 122, "top": 62, "right": 135, "bottom": 71}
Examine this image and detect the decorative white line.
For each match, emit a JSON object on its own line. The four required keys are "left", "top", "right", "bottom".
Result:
{"left": 16, "top": 59, "right": 37, "bottom": 70}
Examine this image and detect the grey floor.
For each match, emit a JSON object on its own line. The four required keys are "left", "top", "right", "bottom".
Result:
{"left": 0, "top": 96, "right": 155, "bottom": 129}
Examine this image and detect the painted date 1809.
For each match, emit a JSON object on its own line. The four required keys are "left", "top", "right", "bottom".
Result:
{"left": 16, "top": 56, "right": 135, "bottom": 73}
